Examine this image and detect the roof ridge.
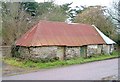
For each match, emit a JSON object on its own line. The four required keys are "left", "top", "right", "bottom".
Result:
{"left": 30, "top": 22, "right": 42, "bottom": 46}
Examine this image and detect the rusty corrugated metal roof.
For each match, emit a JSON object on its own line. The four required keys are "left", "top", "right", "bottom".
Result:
{"left": 16, "top": 21, "right": 105, "bottom": 47}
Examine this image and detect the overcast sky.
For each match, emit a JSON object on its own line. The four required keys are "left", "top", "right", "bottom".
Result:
{"left": 35, "top": 0, "right": 115, "bottom": 8}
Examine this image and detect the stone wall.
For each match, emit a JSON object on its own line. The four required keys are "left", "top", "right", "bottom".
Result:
{"left": 18, "top": 46, "right": 81, "bottom": 60}
{"left": 87, "top": 45, "right": 103, "bottom": 56}
{"left": 110, "top": 45, "right": 114, "bottom": 53}
{"left": 97, "top": 45, "right": 103, "bottom": 54}
{"left": 102, "top": 44, "right": 114, "bottom": 54}
{"left": 30, "top": 46, "right": 57, "bottom": 59}
{"left": 65, "top": 47, "right": 80, "bottom": 59}
{"left": 18, "top": 46, "right": 58, "bottom": 60}
{"left": 80, "top": 46, "right": 87, "bottom": 57}
{"left": 57, "top": 47, "right": 65, "bottom": 60}
{"left": 87, "top": 45, "right": 97, "bottom": 56}
{"left": 1, "top": 46, "right": 11, "bottom": 57}
{"left": 87, "top": 44, "right": 115, "bottom": 56}
{"left": 18, "top": 47, "right": 30, "bottom": 59}
{"left": 15, "top": 44, "right": 114, "bottom": 61}
{"left": 102, "top": 45, "right": 109, "bottom": 54}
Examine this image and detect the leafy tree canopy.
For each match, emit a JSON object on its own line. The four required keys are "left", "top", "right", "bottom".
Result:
{"left": 74, "top": 6, "right": 116, "bottom": 41}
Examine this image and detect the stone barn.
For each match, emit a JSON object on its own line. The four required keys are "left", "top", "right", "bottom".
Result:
{"left": 14, "top": 21, "right": 116, "bottom": 60}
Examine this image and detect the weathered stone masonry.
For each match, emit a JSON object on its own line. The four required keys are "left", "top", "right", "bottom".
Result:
{"left": 87, "top": 45, "right": 103, "bottom": 56}
{"left": 65, "top": 47, "right": 80, "bottom": 59}
{"left": 16, "top": 44, "right": 114, "bottom": 60}
{"left": 18, "top": 46, "right": 58, "bottom": 59}
{"left": 17, "top": 46, "right": 81, "bottom": 60}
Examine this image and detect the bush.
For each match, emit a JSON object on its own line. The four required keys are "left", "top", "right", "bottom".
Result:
{"left": 110, "top": 51, "right": 118, "bottom": 56}
{"left": 11, "top": 45, "right": 20, "bottom": 57}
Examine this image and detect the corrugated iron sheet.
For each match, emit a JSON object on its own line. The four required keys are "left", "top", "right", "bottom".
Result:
{"left": 16, "top": 21, "right": 105, "bottom": 47}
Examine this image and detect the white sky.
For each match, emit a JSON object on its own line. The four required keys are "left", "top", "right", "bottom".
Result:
{"left": 35, "top": 0, "right": 114, "bottom": 8}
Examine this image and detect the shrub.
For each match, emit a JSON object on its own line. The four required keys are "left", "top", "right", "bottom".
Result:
{"left": 11, "top": 45, "right": 20, "bottom": 57}
{"left": 110, "top": 51, "right": 118, "bottom": 56}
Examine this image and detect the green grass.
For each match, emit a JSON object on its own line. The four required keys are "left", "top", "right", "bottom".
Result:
{"left": 3, "top": 51, "right": 120, "bottom": 69}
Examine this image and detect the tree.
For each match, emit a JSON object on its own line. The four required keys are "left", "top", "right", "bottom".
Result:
{"left": 68, "top": 6, "right": 85, "bottom": 22}
{"left": 108, "top": 0, "right": 120, "bottom": 28}
{"left": 21, "top": 1, "right": 39, "bottom": 16}
{"left": 74, "top": 6, "right": 116, "bottom": 39}
{"left": 37, "top": 2, "right": 72, "bottom": 22}
{"left": 2, "top": 2, "right": 39, "bottom": 45}
{"left": 2, "top": 1, "right": 73, "bottom": 45}
{"left": 107, "top": 0, "right": 120, "bottom": 45}
{"left": 21, "top": 1, "right": 73, "bottom": 22}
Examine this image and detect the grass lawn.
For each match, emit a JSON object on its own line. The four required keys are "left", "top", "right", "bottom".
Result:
{"left": 3, "top": 51, "right": 120, "bottom": 69}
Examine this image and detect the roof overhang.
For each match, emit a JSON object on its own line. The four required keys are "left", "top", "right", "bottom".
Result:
{"left": 92, "top": 25, "right": 116, "bottom": 45}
